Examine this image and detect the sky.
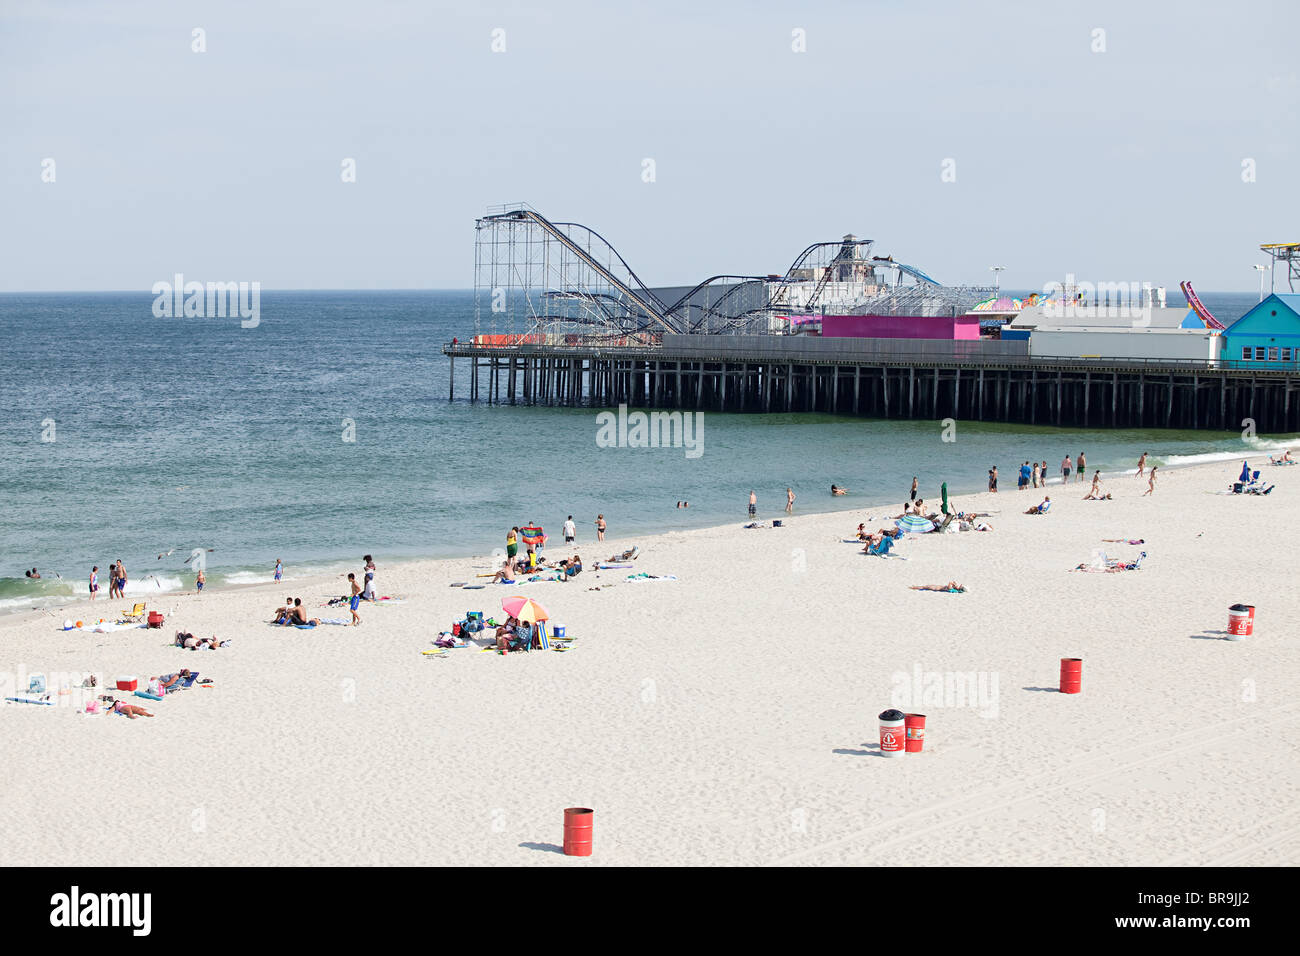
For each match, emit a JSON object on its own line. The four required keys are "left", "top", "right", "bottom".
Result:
{"left": 1, "top": 0, "right": 1297, "bottom": 293}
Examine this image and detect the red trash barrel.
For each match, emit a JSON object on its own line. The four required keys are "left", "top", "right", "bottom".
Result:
{"left": 563, "top": 807, "right": 594, "bottom": 856}
{"left": 905, "top": 713, "right": 926, "bottom": 753}
{"left": 879, "top": 709, "right": 906, "bottom": 757}
{"left": 1059, "top": 658, "right": 1082, "bottom": 694}
{"left": 1227, "top": 604, "right": 1254, "bottom": 639}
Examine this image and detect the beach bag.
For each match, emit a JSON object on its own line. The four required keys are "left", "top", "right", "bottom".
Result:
{"left": 147, "top": 678, "right": 163, "bottom": 697}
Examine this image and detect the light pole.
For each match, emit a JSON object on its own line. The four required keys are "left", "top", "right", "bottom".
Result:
{"left": 989, "top": 266, "right": 1005, "bottom": 294}
{"left": 1253, "top": 264, "right": 1268, "bottom": 301}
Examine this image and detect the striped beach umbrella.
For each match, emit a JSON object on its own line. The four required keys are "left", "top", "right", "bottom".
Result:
{"left": 896, "top": 514, "right": 935, "bottom": 534}
{"left": 502, "top": 595, "right": 550, "bottom": 623}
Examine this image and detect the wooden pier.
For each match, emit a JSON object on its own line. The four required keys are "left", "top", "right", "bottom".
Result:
{"left": 443, "top": 336, "right": 1300, "bottom": 433}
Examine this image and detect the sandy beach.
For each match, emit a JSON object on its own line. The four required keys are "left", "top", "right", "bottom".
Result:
{"left": 2, "top": 457, "right": 1297, "bottom": 867}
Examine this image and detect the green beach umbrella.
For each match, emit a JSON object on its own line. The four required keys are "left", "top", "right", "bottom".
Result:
{"left": 941, "top": 482, "right": 950, "bottom": 516}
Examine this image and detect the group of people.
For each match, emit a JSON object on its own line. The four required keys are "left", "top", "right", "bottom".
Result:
{"left": 272, "top": 596, "right": 322, "bottom": 627}
{"left": 88, "top": 560, "right": 127, "bottom": 600}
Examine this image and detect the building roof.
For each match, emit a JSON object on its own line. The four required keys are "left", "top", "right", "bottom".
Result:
{"left": 1223, "top": 293, "right": 1300, "bottom": 333}
{"left": 1008, "top": 305, "right": 1203, "bottom": 332}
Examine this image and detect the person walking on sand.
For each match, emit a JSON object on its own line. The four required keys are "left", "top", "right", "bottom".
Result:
{"left": 1062, "top": 454, "right": 1072, "bottom": 482}
{"left": 348, "top": 573, "right": 362, "bottom": 625}
{"left": 1077, "top": 452, "right": 1086, "bottom": 481}
{"left": 1136, "top": 452, "right": 1147, "bottom": 477}
{"left": 1143, "top": 465, "right": 1158, "bottom": 496}
{"left": 1085, "top": 470, "right": 1102, "bottom": 499}
{"left": 563, "top": 515, "right": 576, "bottom": 544}
{"left": 786, "top": 487, "right": 795, "bottom": 514}
{"left": 89, "top": 566, "right": 99, "bottom": 601}
{"left": 748, "top": 490, "right": 757, "bottom": 517}
{"left": 274, "top": 558, "right": 283, "bottom": 582}
{"left": 910, "top": 477, "right": 918, "bottom": 502}
{"left": 595, "top": 514, "right": 606, "bottom": 542}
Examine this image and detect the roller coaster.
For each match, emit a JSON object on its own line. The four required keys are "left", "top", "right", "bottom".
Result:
{"left": 472, "top": 203, "right": 977, "bottom": 342}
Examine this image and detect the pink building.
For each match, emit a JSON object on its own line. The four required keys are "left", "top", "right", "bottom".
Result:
{"left": 822, "top": 314, "right": 981, "bottom": 340}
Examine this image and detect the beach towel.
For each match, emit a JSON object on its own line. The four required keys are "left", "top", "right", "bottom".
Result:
{"left": 625, "top": 573, "right": 677, "bottom": 582}
{"left": 71, "top": 621, "right": 148, "bottom": 633}
{"left": 520, "top": 526, "right": 547, "bottom": 547}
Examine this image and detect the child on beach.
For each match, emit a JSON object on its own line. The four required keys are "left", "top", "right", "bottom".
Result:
{"left": 1143, "top": 466, "right": 1158, "bottom": 496}
{"left": 196, "top": 568, "right": 205, "bottom": 592}
{"left": 89, "top": 566, "right": 98, "bottom": 601}
{"left": 348, "top": 574, "right": 361, "bottom": 626}
{"left": 274, "top": 559, "right": 282, "bottom": 582}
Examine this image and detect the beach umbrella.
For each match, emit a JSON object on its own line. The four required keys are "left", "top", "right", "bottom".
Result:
{"left": 502, "top": 595, "right": 550, "bottom": 623}
{"left": 941, "top": 482, "right": 950, "bottom": 516}
{"left": 896, "top": 514, "right": 935, "bottom": 534}
{"left": 1239, "top": 461, "right": 1251, "bottom": 483}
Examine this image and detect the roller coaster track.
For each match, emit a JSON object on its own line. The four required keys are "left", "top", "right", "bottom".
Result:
{"left": 1180, "top": 280, "right": 1225, "bottom": 330}
{"left": 482, "top": 207, "right": 679, "bottom": 334}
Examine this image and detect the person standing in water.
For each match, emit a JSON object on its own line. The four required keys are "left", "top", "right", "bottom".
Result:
{"left": 786, "top": 487, "right": 795, "bottom": 514}
{"left": 1062, "top": 454, "right": 1072, "bottom": 482}
{"left": 988, "top": 466, "right": 998, "bottom": 493}
{"left": 195, "top": 568, "right": 205, "bottom": 592}
{"left": 1136, "top": 452, "right": 1147, "bottom": 477}
{"left": 910, "top": 477, "right": 918, "bottom": 502}
{"left": 748, "top": 490, "right": 757, "bottom": 517}
{"left": 1143, "top": 465, "right": 1158, "bottom": 496}
{"left": 1077, "top": 452, "right": 1086, "bottom": 481}
{"left": 89, "top": 566, "right": 99, "bottom": 601}
{"left": 563, "top": 515, "right": 576, "bottom": 544}
{"left": 274, "top": 558, "right": 283, "bottom": 582}
{"left": 595, "top": 514, "right": 606, "bottom": 541}
{"left": 1031, "top": 461, "right": 1040, "bottom": 489}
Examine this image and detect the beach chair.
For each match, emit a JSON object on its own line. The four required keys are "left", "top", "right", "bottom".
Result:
{"left": 864, "top": 536, "right": 895, "bottom": 557}
{"left": 121, "top": 603, "right": 146, "bottom": 621}
{"left": 534, "top": 621, "right": 551, "bottom": 652}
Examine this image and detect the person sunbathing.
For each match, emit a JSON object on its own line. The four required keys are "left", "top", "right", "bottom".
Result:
{"left": 910, "top": 582, "right": 966, "bottom": 592}
{"left": 558, "top": 555, "right": 583, "bottom": 579}
{"left": 1025, "top": 497, "right": 1050, "bottom": 514}
{"left": 286, "top": 599, "right": 320, "bottom": 626}
{"left": 1083, "top": 491, "right": 1113, "bottom": 500}
{"left": 156, "top": 669, "right": 194, "bottom": 692}
{"left": 110, "top": 700, "right": 154, "bottom": 718}
{"left": 490, "top": 559, "right": 518, "bottom": 584}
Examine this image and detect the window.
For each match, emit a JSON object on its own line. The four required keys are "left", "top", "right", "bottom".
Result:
{"left": 1256, "top": 347, "right": 1267, "bottom": 361}
{"left": 1269, "top": 347, "right": 1279, "bottom": 361}
{"left": 1284, "top": 348, "right": 1293, "bottom": 362}
{"left": 1242, "top": 347, "right": 1252, "bottom": 360}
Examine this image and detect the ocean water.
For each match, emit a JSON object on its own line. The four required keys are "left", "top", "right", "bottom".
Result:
{"left": 0, "top": 289, "right": 1288, "bottom": 614}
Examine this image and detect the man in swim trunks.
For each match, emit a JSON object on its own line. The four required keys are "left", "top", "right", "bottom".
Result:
{"left": 563, "top": 516, "right": 576, "bottom": 544}
{"left": 288, "top": 599, "right": 320, "bottom": 627}
{"left": 348, "top": 573, "right": 361, "bottom": 626}
{"left": 748, "top": 491, "right": 756, "bottom": 516}
{"left": 196, "top": 568, "right": 205, "bottom": 592}
{"left": 1062, "top": 454, "right": 1071, "bottom": 481}
{"left": 988, "top": 467, "right": 998, "bottom": 492}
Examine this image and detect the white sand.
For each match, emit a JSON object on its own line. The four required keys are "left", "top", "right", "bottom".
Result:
{"left": 2, "top": 459, "right": 1297, "bottom": 866}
